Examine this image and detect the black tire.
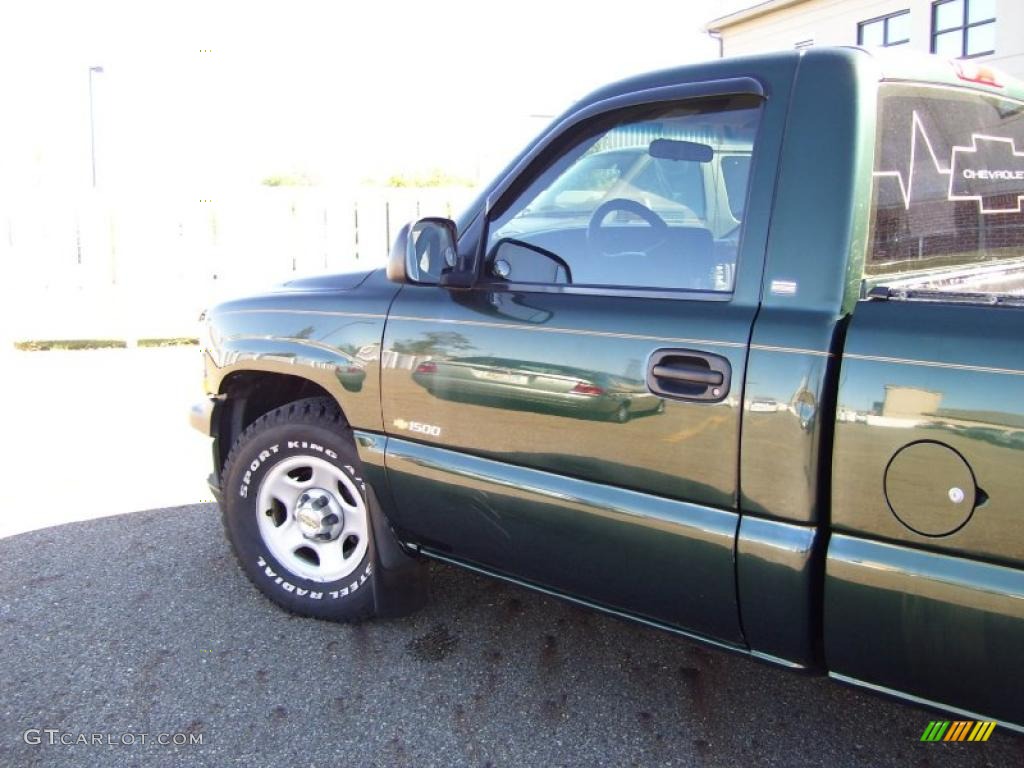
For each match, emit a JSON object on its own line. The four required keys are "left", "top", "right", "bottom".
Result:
{"left": 220, "top": 397, "right": 376, "bottom": 621}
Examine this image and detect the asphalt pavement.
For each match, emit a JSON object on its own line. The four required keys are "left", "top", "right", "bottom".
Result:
{"left": 1, "top": 505, "right": 1021, "bottom": 768}
{"left": 0, "top": 348, "right": 1021, "bottom": 767}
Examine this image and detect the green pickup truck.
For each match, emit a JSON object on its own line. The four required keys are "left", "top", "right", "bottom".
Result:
{"left": 191, "top": 47, "right": 1024, "bottom": 730}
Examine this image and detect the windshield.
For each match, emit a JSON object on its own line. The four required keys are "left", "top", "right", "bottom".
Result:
{"left": 527, "top": 149, "right": 707, "bottom": 220}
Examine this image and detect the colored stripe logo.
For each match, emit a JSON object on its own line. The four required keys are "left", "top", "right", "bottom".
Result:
{"left": 920, "top": 720, "right": 997, "bottom": 742}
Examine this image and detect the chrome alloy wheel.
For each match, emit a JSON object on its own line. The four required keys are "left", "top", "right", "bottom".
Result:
{"left": 255, "top": 455, "right": 369, "bottom": 582}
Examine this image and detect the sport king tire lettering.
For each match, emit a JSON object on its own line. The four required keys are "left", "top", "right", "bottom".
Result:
{"left": 238, "top": 441, "right": 340, "bottom": 498}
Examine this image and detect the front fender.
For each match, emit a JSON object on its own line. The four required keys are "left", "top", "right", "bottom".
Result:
{"left": 202, "top": 270, "right": 400, "bottom": 432}
{"left": 209, "top": 335, "right": 381, "bottom": 430}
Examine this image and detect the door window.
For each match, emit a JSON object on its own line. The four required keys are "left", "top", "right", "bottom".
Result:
{"left": 484, "top": 96, "right": 762, "bottom": 293}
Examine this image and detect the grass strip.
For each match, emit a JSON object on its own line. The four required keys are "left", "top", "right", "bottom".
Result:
{"left": 15, "top": 339, "right": 128, "bottom": 351}
{"left": 14, "top": 337, "right": 198, "bottom": 351}
{"left": 137, "top": 337, "right": 199, "bottom": 348}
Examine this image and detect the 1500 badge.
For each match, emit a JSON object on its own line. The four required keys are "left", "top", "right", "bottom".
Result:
{"left": 392, "top": 418, "right": 442, "bottom": 437}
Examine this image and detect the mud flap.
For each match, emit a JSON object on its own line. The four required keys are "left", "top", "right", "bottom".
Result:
{"left": 366, "top": 486, "right": 429, "bottom": 618}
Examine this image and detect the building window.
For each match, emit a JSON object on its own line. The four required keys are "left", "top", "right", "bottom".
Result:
{"left": 931, "top": 0, "right": 996, "bottom": 59}
{"left": 858, "top": 10, "right": 911, "bottom": 48}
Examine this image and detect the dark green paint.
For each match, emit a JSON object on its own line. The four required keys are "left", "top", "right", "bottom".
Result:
{"left": 409, "top": 355, "right": 664, "bottom": 421}
{"left": 739, "top": 49, "right": 878, "bottom": 526}
{"left": 385, "top": 437, "right": 743, "bottom": 643}
{"left": 736, "top": 517, "right": 821, "bottom": 667}
{"left": 204, "top": 270, "right": 399, "bottom": 432}
{"left": 352, "top": 430, "right": 395, "bottom": 514}
{"left": 191, "top": 48, "right": 1024, "bottom": 729}
{"left": 834, "top": 301, "right": 1024, "bottom": 567}
{"left": 826, "top": 534, "right": 1024, "bottom": 726}
{"left": 383, "top": 287, "right": 753, "bottom": 508}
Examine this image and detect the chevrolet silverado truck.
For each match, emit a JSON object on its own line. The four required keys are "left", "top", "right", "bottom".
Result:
{"left": 191, "top": 47, "right": 1024, "bottom": 730}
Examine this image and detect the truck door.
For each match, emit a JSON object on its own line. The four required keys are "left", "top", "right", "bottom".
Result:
{"left": 380, "top": 73, "right": 792, "bottom": 645}
{"left": 827, "top": 82, "right": 1024, "bottom": 726}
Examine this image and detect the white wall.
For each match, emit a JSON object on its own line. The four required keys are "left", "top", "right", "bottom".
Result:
{"left": 718, "top": 0, "right": 1024, "bottom": 79}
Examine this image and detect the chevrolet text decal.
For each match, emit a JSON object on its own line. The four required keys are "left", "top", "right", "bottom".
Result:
{"left": 951, "top": 134, "right": 1024, "bottom": 213}
{"left": 874, "top": 110, "right": 1024, "bottom": 215}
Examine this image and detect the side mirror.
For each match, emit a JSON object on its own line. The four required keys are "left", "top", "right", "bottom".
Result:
{"left": 387, "top": 217, "right": 459, "bottom": 285}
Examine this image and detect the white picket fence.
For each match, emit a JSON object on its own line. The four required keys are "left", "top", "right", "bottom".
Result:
{"left": 0, "top": 186, "right": 476, "bottom": 341}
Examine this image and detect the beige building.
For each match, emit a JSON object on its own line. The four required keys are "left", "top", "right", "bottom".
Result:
{"left": 706, "top": 0, "right": 1024, "bottom": 79}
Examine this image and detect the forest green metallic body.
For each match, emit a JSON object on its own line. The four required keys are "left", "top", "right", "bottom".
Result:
{"left": 382, "top": 288, "right": 752, "bottom": 508}
{"left": 737, "top": 517, "right": 821, "bottom": 667}
{"left": 826, "top": 299, "right": 1024, "bottom": 728}
{"left": 203, "top": 269, "right": 400, "bottom": 432}
{"left": 386, "top": 438, "right": 743, "bottom": 642}
{"left": 194, "top": 47, "right": 1024, "bottom": 728}
{"left": 826, "top": 535, "right": 1024, "bottom": 729}
{"left": 834, "top": 301, "right": 1024, "bottom": 567}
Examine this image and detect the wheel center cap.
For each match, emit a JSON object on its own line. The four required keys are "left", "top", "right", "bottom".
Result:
{"left": 294, "top": 488, "right": 344, "bottom": 541}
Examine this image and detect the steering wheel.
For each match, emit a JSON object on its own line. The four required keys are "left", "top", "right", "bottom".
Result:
{"left": 587, "top": 198, "right": 668, "bottom": 256}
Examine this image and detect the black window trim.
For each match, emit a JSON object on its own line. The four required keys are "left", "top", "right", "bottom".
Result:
{"left": 930, "top": 0, "right": 996, "bottom": 59}
{"left": 472, "top": 77, "right": 766, "bottom": 302}
{"left": 857, "top": 9, "right": 912, "bottom": 47}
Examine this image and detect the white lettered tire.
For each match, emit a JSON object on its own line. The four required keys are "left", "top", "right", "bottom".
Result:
{"left": 220, "top": 398, "right": 376, "bottom": 621}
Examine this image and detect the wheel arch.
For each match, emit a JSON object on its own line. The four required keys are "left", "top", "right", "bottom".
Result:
{"left": 214, "top": 370, "right": 350, "bottom": 479}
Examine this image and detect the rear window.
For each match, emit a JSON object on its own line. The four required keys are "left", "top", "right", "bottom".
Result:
{"left": 866, "top": 83, "right": 1024, "bottom": 298}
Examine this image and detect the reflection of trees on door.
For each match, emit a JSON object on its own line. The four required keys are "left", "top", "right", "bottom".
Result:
{"left": 386, "top": 331, "right": 476, "bottom": 371}
{"left": 391, "top": 332, "right": 475, "bottom": 358}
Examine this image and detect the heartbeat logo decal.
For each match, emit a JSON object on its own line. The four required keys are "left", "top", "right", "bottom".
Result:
{"left": 873, "top": 111, "right": 1024, "bottom": 215}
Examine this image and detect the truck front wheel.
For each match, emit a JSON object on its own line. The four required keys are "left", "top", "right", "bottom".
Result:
{"left": 220, "top": 397, "right": 376, "bottom": 621}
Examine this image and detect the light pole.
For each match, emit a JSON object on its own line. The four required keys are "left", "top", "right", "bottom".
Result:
{"left": 88, "top": 66, "right": 104, "bottom": 188}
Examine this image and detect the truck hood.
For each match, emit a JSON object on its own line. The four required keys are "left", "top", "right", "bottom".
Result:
{"left": 207, "top": 267, "right": 397, "bottom": 319}
{"left": 276, "top": 269, "right": 375, "bottom": 292}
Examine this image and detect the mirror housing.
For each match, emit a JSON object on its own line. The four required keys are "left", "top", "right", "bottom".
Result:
{"left": 386, "top": 217, "right": 459, "bottom": 285}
